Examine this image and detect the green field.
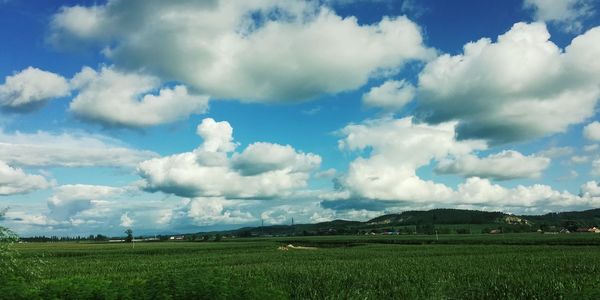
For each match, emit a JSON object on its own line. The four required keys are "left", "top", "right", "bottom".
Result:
{"left": 5, "top": 234, "right": 600, "bottom": 299}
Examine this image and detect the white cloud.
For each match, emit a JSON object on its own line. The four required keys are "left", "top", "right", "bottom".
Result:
{"left": 259, "top": 200, "right": 386, "bottom": 225}
{"left": 456, "top": 177, "right": 583, "bottom": 208}
{"left": 524, "top": 0, "right": 595, "bottom": 33}
{"left": 69, "top": 67, "right": 208, "bottom": 127}
{"left": 436, "top": 150, "right": 550, "bottom": 180}
{"left": 50, "top": 0, "right": 433, "bottom": 102}
{"left": 584, "top": 144, "right": 599, "bottom": 152}
{"left": 120, "top": 212, "right": 134, "bottom": 227}
{"left": 592, "top": 159, "right": 600, "bottom": 176}
{"left": 417, "top": 23, "right": 600, "bottom": 144}
{"left": 261, "top": 202, "right": 330, "bottom": 225}
{"left": 232, "top": 142, "right": 320, "bottom": 176}
{"left": 156, "top": 209, "right": 174, "bottom": 225}
{"left": 557, "top": 170, "right": 578, "bottom": 181}
{"left": 325, "top": 117, "right": 600, "bottom": 212}
{"left": 186, "top": 198, "right": 255, "bottom": 226}
{"left": 0, "top": 129, "right": 157, "bottom": 168}
{"left": 334, "top": 117, "right": 485, "bottom": 202}
{"left": 196, "top": 118, "right": 237, "bottom": 153}
{"left": 6, "top": 185, "right": 192, "bottom": 235}
{"left": 0, "top": 161, "right": 51, "bottom": 195}
{"left": 70, "top": 66, "right": 209, "bottom": 127}
{"left": 315, "top": 168, "right": 337, "bottom": 179}
{"left": 48, "top": 184, "right": 125, "bottom": 220}
{"left": 583, "top": 121, "right": 600, "bottom": 141}
{"left": 362, "top": 80, "right": 415, "bottom": 111}
{"left": 580, "top": 180, "right": 600, "bottom": 197}
{"left": 0, "top": 67, "right": 69, "bottom": 111}
{"left": 537, "top": 146, "right": 574, "bottom": 158}
{"left": 138, "top": 118, "right": 321, "bottom": 199}
{"left": 571, "top": 155, "right": 590, "bottom": 164}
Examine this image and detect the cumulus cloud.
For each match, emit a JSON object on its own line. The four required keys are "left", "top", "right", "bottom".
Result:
{"left": 583, "top": 121, "right": 600, "bottom": 141}
{"left": 333, "top": 117, "right": 486, "bottom": 202}
{"left": 0, "top": 67, "right": 69, "bottom": 111}
{"left": 324, "top": 117, "right": 600, "bottom": 212}
{"left": 49, "top": 0, "right": 433, "bottom": 102}
{"left": 185, "top": 198, "right": 255, "bottom": 226}
{"left": 70, "top": 66, "right": 209, "bottom": 127}
{"left": 0, "top": 161, "right": 51, "bottom": 195}
{"left": 455, "top": 177, "right": 590, "bottom": 208}
{"left": 0, "top": 129, "right": 157, "bottom": 168}
{"left": 232, "top": 142, "right": 320, "bottom": 176}
{"left": 524, "top": 0, "right": 595, "bottom": 33}
{"left": 436, "top": 150, "right": 550, "bottom": 180}
{"left": 362, "top": 80, "right": 415, "bottom": 111}
{"left": 138, "top": 118, "right": 321, "bottom": 199}
{"left": 196, "top": 118, "right": 237, "bottom": 153}
{"left": 580, "top": 180, "right": 600, "bottom": 197}
{"left": 416, "top": 22, "right": 600, "bottom": 144}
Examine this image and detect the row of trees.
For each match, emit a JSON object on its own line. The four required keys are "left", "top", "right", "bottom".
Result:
{"left": 21, "top": 230, "right": 134, "bottom": 243}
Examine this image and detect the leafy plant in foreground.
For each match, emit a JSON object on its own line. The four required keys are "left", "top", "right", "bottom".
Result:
{"left": 0, "top": 208, "right": 45, "bottom": 300}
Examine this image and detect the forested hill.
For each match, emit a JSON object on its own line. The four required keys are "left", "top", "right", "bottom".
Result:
{"left": 523, "top": 208, "right": 600, "bottom": 226}
{"left": 366, "top": 209, "right": 510, "bottom": 225}
{"left": 204, "top": 208, "right": 600, "bottom": 236}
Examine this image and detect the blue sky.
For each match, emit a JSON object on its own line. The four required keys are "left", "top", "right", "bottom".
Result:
{"left": 1, "top": 0, "right": 600, "bottom": 236}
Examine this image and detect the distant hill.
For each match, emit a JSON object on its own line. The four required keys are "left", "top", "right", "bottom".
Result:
{"left": 196, "top": 208, "right": 600, "bottom": 237}
{"left": 366, "top": 209, "right": 513, "bottom": 226}
{"left": 524, "top": 208, "right": 600, "bottom": 227}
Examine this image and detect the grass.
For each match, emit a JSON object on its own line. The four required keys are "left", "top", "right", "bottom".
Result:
{"left": 7, "top": 233, "right": 600, "bottom": 299}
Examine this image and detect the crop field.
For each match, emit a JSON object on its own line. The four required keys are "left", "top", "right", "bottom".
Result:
{"left": 5, "top": 234, "right": 600, "bottom": 299}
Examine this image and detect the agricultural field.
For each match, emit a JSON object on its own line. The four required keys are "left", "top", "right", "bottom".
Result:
{"left": 4, "top": 234, "right": 600, "bottom": 299}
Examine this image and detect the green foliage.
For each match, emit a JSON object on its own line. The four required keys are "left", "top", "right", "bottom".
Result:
{"left": 368, "top": 208, "right": 508, "bottom": 225}
{"left": 0, "top": 223, "right": 20, "bottom": 280}
{"left": 125, "top": 228, "right": 133, "bottom": 243}
{"left": 0, "top": 209, "right": 44, "bottom": 299}
{"left": 1, "top": 208, "right": 22, "bottom": 281}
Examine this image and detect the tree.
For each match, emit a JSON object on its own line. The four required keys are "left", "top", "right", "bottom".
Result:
{"left": 214, "top": 234, "right": 222, "bottom": 242}
{"left": 94, "top": 234, "right": 108, "bottom": 241}
{"left": 125, "top": 228, "right": 133, "bottom": 243}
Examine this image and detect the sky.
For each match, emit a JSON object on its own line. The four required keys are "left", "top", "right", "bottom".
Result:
{"left": 1, "top": 0, "right": 600, "bottom": 237}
